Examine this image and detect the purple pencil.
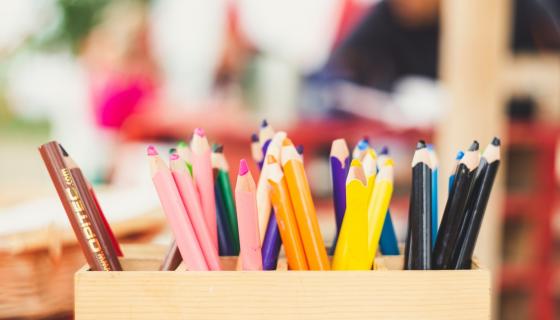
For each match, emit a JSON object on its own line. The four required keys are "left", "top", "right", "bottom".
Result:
{"left": 330, "top": 139, "right": 350, "bottom": 251}
{"left": 257, "top": 120, "right": 283, "bottom": 270}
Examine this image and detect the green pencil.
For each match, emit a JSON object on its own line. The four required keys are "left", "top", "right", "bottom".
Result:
{"left": 211, "top": 144, "right": 240, "bottom": 254}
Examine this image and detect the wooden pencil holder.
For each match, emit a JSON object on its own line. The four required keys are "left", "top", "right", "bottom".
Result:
{"left": 75, "top": 244, "right": 490, "bottom": 320}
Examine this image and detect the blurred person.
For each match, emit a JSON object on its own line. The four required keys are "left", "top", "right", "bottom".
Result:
{"left": 304, "top": 0, "right": 560, "bottom": 125}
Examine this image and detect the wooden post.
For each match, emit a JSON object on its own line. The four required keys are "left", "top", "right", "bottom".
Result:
{"left": 437, "top": 0, "right": 511, "bottom": 312}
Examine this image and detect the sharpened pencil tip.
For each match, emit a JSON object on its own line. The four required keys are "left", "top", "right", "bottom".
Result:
{"left": 296, "top": 145, "right": 304, "bottom": 155}
{"left": 169, "top": 148, "right": 177, "bottom": 155}
{"left": 357, "top": 139, "right": 369, "bottom": 151}
{"left": 58, "top": 143, "right": 69, "bottom": 157}
{"left": 468, "top": 140, "right": 479, "bottom": 151}
{"left": 416, "top": 140, "right": 427, "bottom": 149}
{"left": 213, "top": 144, "right": 224, "bottom": 153}
{"left": 169, "top": 153, "right": 179, "bottom": 161}
{"left": 194, "top": 128, "right": 205, "bottom": 137}
{"left": 261, "top": 119, "right": 268, "bottom": 128}
{"left": 251, "top": 133, "right": 259, "bottom": 142}
{"left": 491, "top": 137, "right": 501, "bottom": 146}
{"left": 147, "top": 145, "right": 158, "bottom": 156}
{"left": 362, "top": 136, "right": 370, "bottom": 143}
{"left": 380, "top": 146, "right": 389, "bottom": 155}
{"left": 456, "top": 150, "right": 465, "bottom": 160}
{"left": 239, "top": 159, "right": 249, "bottom": 176}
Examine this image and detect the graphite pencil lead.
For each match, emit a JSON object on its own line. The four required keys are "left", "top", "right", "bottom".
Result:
{"left": 59, "top": 143, "right": 69, "bottom": 157}
{"left": 468, "top": 140, "right": 479, "bottom": 151}
{"left": 491, "top": 137, "right": 501, "bottom": 146}
{"left": 251, "top": 133, "right": 259, "bottom": 142}
{"left": 380, "top": 146, "right": 389, "bottom": 155}
{"left": 213, "top": 144, "right": 224, "bottom": 153}
{"left": 169, "top": 148, "right": 177, "bottom": 155}
{"left": 261, "top": 119, "right": 268, "bottom": 128}
{"left": 416, "top": 140, "right": 427, "bottom": 149}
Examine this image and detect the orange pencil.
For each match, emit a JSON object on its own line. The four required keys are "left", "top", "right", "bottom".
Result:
{"left": 281, "top": 139, "right": 330, "bottom": 270}
{"left": 235, "top": 159, "right": 262, "bottom": 270}
{"left": 267, "top": 155, "right": 309, "bottom": 270}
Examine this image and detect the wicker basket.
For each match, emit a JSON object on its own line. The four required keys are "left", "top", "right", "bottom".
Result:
{"left": 0, "top": 214, "right": 165, "bottom": 319}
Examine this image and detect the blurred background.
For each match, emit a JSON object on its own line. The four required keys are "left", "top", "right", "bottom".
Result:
{"left": 0, "top": 0, "right": 559, "bottom": 318}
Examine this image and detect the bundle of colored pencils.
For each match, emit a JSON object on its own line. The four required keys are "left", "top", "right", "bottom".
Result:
{"left": 41, "top": 119, "right": 499, "bottom": 273}
{"left": 329, "top": 138, "right": 399, "bottom": 270}
{"left": 404, "top": 138, "right": 501, "bottom": 270}
{"left": 151, "top": 123, "right": 330, "bottom": 270}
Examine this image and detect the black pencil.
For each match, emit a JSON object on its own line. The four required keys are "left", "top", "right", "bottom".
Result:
{"left": 404, "top": 140, "right": 432, "bottom": 270}
{"left": 432, "top": 141, "right": 480, "bottom": 269}
{"left": 451, "top": 138, "right": 501, "bottom": 269}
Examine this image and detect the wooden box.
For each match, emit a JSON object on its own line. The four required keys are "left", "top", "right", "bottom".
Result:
{"left": 74, "top": 245, "right": 490, "bottom": 320}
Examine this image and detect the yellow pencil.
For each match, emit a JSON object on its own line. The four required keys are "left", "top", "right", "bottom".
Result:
{"left": 332, "top": 159, "right": 370, "bottom": 270}
{"left": 367, "top": 159, "right": 394, "bottom": 267}
{"left": 362, "top": 149, "right": 378, "bottom": 198}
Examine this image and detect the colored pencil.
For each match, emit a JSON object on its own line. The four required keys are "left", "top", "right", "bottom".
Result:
{"left": 211, "top": 145, "right": 235, "bottom": 256}
{"left": 432, "top": 141, "right": 480, "bottom": 269}
{"left": 330, "top": 138, "right": 350, "bottom": 251}
{"left": 362, "top": 149, "right": 377, "bottom": 197}
{"left": 60, "top": 144, "right": 123, "bottom": 257}
{"left": 404, "top": 141, "right": 432, "bottom": 270}
{"left": 259, "top": 131, "right": 289, "bottom": 270}
{"left": 39, "top": 141, "right": 121, "bottom": 271}
{"left": 160, "top": 240, "right": 182, "bottom": 271}
{"left": 281, "top": 139, "right": 330, "bottom": 270}
{"left": 212, "top": 144, "right": 240, "bottom": 255}
{"left": 267, "top": 155, "right": 309, "bottom": 270}
{"left": 376, "top": 147, "right": 399, "bottom": 256}
{"left": 333, "top": 159, "right": 370, "bottom": 270}
{"left": 449, "top": 151, "right": 465, "bottom": 193}
{"left": 191, "top": 128, "right": 218, "bottom": 252}
{"left": 215, "top": 189, "right": 234, "bottom": 256}
{"left": 170, "top": 152, "right": 221, "bottom": 270}
{"left": 366, "top": 159, "right": 394, "bottom": 267}
{"left": 258, "top": 119, "right": 274, "bottom": 168}
{"left": 250, "top": 133, "right": 262, "bottom": 165}
{"left": 352, "top": 138, "right": 370, "bottom": 160}
{"left": 148, "top": 146, "right": 208, "bottom": 271}
{"left": 427, "top": 145, "right": 439, "bottom": 247}
{"left": 235, "top": 159, "right": 262, "bottom": 270}
{"left": 451, "top": 138, "right": 500, "bottom": 269}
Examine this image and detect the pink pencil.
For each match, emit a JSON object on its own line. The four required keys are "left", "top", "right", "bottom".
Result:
{"left": 235, "top": 159, "right": 262, "bottom": 270}
{"left": 147, "top": 146, "right": 208, "bottom": 271}
{"left": 191, "top": 128, "right": 219, "bottom": 251}
{"left": 170, "top": 152, "right": 221, "bottom": 270}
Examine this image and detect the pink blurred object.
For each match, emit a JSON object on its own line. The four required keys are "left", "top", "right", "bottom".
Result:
{"left": 90, "top": 73, "right": 155, "bottom": 129}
